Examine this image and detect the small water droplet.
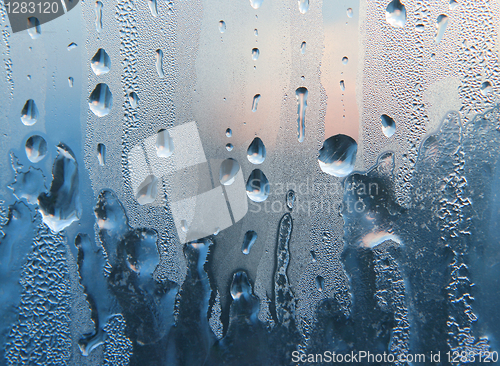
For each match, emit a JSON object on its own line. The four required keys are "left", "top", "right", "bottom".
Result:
{"left": 27, "top": 75, "right": 31, "bottom": 80}
{"left": 89, "top": 83, "right": 113, "bottom": 117}
{"left": 226, "top": 143, "right": 233, "bottom": 151}
{"left": 300, "top": 41, "right": 306, "bottom": 54}
{"left": 155, "top": 49, "right": 165, "bottom": 78}
{"left": 435, "top": 14, "right": 449, "bottom": 44}
{"left": 295, "top": 87, "right": 308, "bottom": 142}
{"left": 381, "top": 114, "right": 396, "bottom": 137}
{"left": 315, "top": 275, "right": 324, "bottom": 292}
{"left": 385, "top": 0, "right": 406, "bottom": 28}
{"left": 249, "top": 0, "right": 263, "bottom": 9}
{"left": 21, "top": 99, "right": 39, "bottom": 126}
{"left": 97, "top": 143, "right": 106, "bottom": 166}
{"left": 246, "top": 169, "right": 270, "bottom": 202}
{"left": 415, "top": 23, "right": 424, "bottom": 32}
{"left": 27, "top": 17, "right": 41, "bottom": 39}
{"left": 254, "top": 28, "right": 258, "bottom": 36}
{"left": 219, "top": 20, "right": 226, "bottom": 33}
{"left": 252, "top": 94, "right": 261, "bottom": 112}
{"left": 91, "top": 48, "right": 111, "bottom": 75}
{"left": 318, "top": 134, "right": 357, "bottom": 177}
{"left": 95, "top": 1, "right": 103, "bottom": 32}
{"left": 481, "top": 81, "right": 493, "bottom": 95}
{"left": 25, "top": 135, "right": 47, "bottom": 163}
{"left": 247, "top": 137, "right": 266, "bottom": 164}
{"left": 242, "top": 230, "right": 257, "bottom": 254}
{"left": 67, "top": 42, "right": 77, "bottom": 51}
{"left": 342, "top": 56, "right": 348, "bottom": 65}
{"left": 156, "top": 129, "right": 174, "bottom": 157}
{"left": 286, "top": 190, "right": 296, "bottom": 210}
{"left": 219, "top": 158, "right": 240, "bottom": 185}
{"left": 340, "top": 80, "right": 345, "bottom": 91}
{"left": 298, "top": 0, "right": 309, "bottom": 14}
{"left": 148, "top": 0, "right": 158, "bottom": 17}
{"left": 346, "top": 8, "right": 353, "bottom": 17}
{"left": 252, "top": 48, "right": 260, "bottom": 60}
{"left": 129, "top": 92, "right": 139, "bottom": 108}
{"left": 226, "top": 128, "right": 232, "bottom": 137}
{"left": 68, "top": 77, "right": 74, "bottom": 87}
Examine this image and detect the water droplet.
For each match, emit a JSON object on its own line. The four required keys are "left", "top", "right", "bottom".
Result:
{"left": 230, "top": 271, "right": 252, "bottom": 300}
{"left": 381, "top": 114, "right": 396, "bottom": 137}
{"left": 249, "top": 0, "right": 263, "bottom": 9}
{"left": 89, "top": 83, "right": 113, "bottom": 117}
{"left": 135, "top": 175, "right": 158, "bottom": 205}
{"left": 129, "top": 92, "right": 139, "bottom": 108}
{"left": 300, "top": 41, "right": 306, "bottom": 54}
{"left": 435, "top": 14, "right": 449, "bottom": 44}
{"left": 219, "top": 158, "right": 240, "bottom": 185}
{"left": 26, "top": 75, "right": 31, "bottom": 80}
{"left": 148, "top": 0, "right": 158, "bottom": 17}
{"left": 20, "top": 99, "right": 39, "bottom": 126}
{"left": 286, "top": 190, "right": 296, "bottom": 210}
{"left": 219, "top": 20, "right": 226, "bottom": 33}
{"left": 252, "top": 94, "right": 261, "bottom": 112}
{"left": 340, "top": 80, "right": 345, "bottom": 91}
{"left": 481, "top": 81, "right": 493, "bottom": 95}
{"left": 298, "top": 0, "right": 309, "bottom": 14}
{"left": 25, "top": 135, "right": 47, "bottom": 163}
{"left": 315, "top": 275, "right": 324, "bottom": 292}
{"left": 91, "top": 48, "right": 111, "bottom": 76}
{"left": 181, "top": 220, "right": 189, "bottom": 232}
{"left": 97, "top": 143, "right": 106, "bottom": 166}
{"left": 156, "top": 49, "right": 164, "bottom": 78}
{"left": 346, "top": 7, "right": 353, "bottom": 17}
{"left": 415, "top": 23, "right": 424, "bottom": 32}
{"left": 68, "top": 77, "right": 74, "bottom": 87}
{"left": 252, "top": 48, "right": 260, "bottom": 60}
{"left": 95, "top": 1, "right": 103, "bottom": 32}
{"left": 226, "top": 128, "right": 232, "bottom": 137}
{"left": 254, "top": 29, "right": 258, "bottom": 36}
{"left": 156, "top": 129, "right": 174, "bottom": 157}
{"left": 430, "top": 53, "right": 436, "bottom": 61}
{"left": 310, "top": 250, "right": 316, "bottom": 262}
{"left": 449, "top": 0, "right": 459, "bottom": 10}
{"left": 27, "top": 17, "right": 41, "bottom": 39}
{"left": 67, "top": 42, "right": 77, "bottom": 51}
{"left": 342, "top": 56, "right": 348, "bottom": 65}
{"left": 318, "top": 134, "right": 357, "bottom": 177}
{"left": 385, "top": 0, "right": 406, "bottom": 28}
{"left": 246, "top": 169, "right": 270, "bottom": 202}
{"left": 247, "top": 137, "right": 266, "bottom": 164}
{"left": 295, "top": 87, "right": 308, "bottom": 142}
{"left": 242, "top": 230, "right": 257, "bottom": 254}
{"left": 225, "top": 143, "right": 233, "bottom": 151}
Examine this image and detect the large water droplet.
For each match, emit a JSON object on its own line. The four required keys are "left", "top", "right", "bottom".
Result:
{"left": 252, "top": 48, "right": 260, "bottom": 60}
{"left": 91, "top": 48, "right": 111, "bottom": 76}
{"left": 346, "top": 7, "right": 353, "bottom": 17}
{"left": 247, "top": 137, "right": 266, "bottom": 164}
{"left": 249, "top": 0, "right": 263, "bottom": 9}
{"left": 385, "top": 0, "right": 406, "bottom": 28}
{"left": 89, "top": 83, "right": 113, "bottom": 117}
{"left": 246, "top": 169, "right": 270, "bottom": 202}
{"left": 136, "top": 175, "right": 158, "bottom": 205}
{"left": 251, "top": 94, "right": 261, "bottom": 112}
{"left": 295, "top": 87, "right": 308, "bottom": 142}
{"left": 298, "top": 0, "right": 309, "bottom": 14}
{"left": 156, "top": 49, "right": 165, "bottom": 78}
{"left": 27, "top": 17, "right": 41, "bottom": 39}
{"left": 156, "top": 129, "right": 174, "bottom": 157}
{"left": 481, "top": 81, "right": 493, "bottom": 95}
{"left": 315, "top": 275, "right": 324, "bottom": 292}
{"left": 435, "top": 14, "right": 449, "bottom": 44}
{"left": 381, "top": 114, "right": 396, "bottom": 137}
{"left": 25, "top": 135, "right": 47, "bottom": 163}
{"left": 318, "top": 134, "right": 357, "bottom": 177}
{"left": 219, "top": 158, "right": 240, "bottom": 185}
{"left": 97, "top": 143, "right": 106, "bottom": 166}
{"left": 20, "top": 99, "right": 39, "bottom": 126}
{"left": 219, "top": 20, "right": 226, "bottom": 33}
{"left": 95, "top": 1, "right": 103, "bottom": 31}
{"left": 129, "top": 92, "right": 139, "bottom": 108}
{"left": 148, "top": 0, "right": 158, "bottom": 17}
{"left": 300, "top": 41, "right": 306, "bottom": 54}
{"left": 242, "top": 230, "right": 257, "bottom": 254}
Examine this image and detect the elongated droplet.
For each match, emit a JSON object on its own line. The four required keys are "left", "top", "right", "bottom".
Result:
{"left": 136, "top": 175, "right": 158, "bottom": 205}
{"left": 435, "top": 14, "right": 449, "bottom": 44}
{"left": 242, "top": 231, "right": 257, "bottom": 254}
{"left": 21, "top": 99, "right": 39, "bottom": 126}
{"left": 340, "top": 80, "right": 345, "bottom": 91}
{"left": 25, "top": 135, "right": 47, "bottom": 163}
{"left": 315, "top": 275, "right": 324, "bottom": 292}
{"left": 252, "top": 94, "right": 261, "bottom": 112}
{"left": 129, "top": 92, "right": 139, "bottom": 108}
{"left": 89, "top": 83, "right": 113, "bottom": 117}
{"left": 381, "top": 114, "right": 396, "bottom": 137}
{"left": 346, "top": 7, "right": 353, "bottom": 17}
{"left": 91, "top": 48, "right": 111, "bottom": 75}
{"left": 252, "top": 48, "right": 260, "bottom": 60}
{"left": 385, "top": 0, "right": 406, "bottom": 28}
{"left": 219, "top": 158, "right": 240, "bottom": 185}
{"left": 97, "top": 143, "right": 106, "bottom": 166}
{"left": 156, "top": 129, "right": 174, "bottom": 157}
{"left": 247, "top": 137, "right": 266, "bottom": 164}
{"left": 318, "top": 134, "right": 357, "bottom": 177}
{"left": 295, "top": 87, "right": 308, "bottom": 142}
{"left": 156, "top": 49, "right": 165, "bottom": 78}
{"left": 286, "top": 190, "right": 296, "bottom": 210}
{"left": 226, "top": 128, "right": 232, "bottom": 137}
{"left": 246, "top": 169, "right": 269, "bottom": 202}
{"left": 27, "top": 17, "right": 41, "bottom": 39}
{"left": 68, "top": 77, "right": 74, "bottom": 87}
{"left": 219, "top": 20, "right": 226, "bottom": 33}
{"left": 342, "top": 56, "right": 348, "bottom": 65}
{"left": 298, "top": 0, "right": 309, "bottom": 14}
{"left": 95, "top": 1, "right": 103, "bottom": 32}
{"left": 148, "top": 0, "right": 158, "bottom": 17}
{"left": 300, "top": 41, "right": 306, "bottom": 54}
